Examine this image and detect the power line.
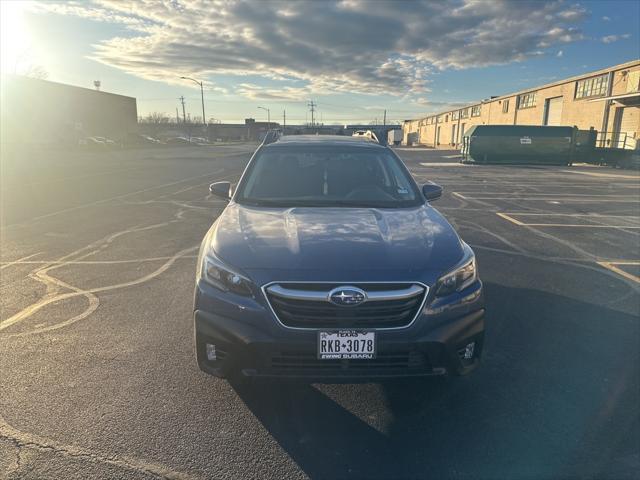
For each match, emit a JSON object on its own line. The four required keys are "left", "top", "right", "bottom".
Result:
{"left": 179, "top": 96, "right": 186, "bottom": 123}
{"left": 307, "top": 100, "right": 316, "bottom": 127}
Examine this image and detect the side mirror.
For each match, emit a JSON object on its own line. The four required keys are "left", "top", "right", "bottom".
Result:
{"left": 422, "top": 183, "right": 443, "bottom": 202}
{"left": 209, "top": 181, "right": 232, "bottom": 200}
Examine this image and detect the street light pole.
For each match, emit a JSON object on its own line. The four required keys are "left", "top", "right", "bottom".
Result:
{"left": 180, "top": 76, "right": 206, "bottom": 126}
{"left": 258, "top": 106, "right": 271, "bottom": 129}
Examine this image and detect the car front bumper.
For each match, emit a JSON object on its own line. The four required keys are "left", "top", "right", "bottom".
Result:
{"left": 194, "top": 303, "right": 485, "bottom": 381}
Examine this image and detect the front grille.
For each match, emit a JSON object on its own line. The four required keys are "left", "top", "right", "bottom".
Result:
{"left": 270, "top": 350, "right": 430, "bottom": 374}
{"left": 265, "top": 282, "right": 427, "bottom": 329}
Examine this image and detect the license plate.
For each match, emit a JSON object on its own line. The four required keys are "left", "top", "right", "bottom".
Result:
{"left": 318, "top": 330, "right": 376, "bottom": 359}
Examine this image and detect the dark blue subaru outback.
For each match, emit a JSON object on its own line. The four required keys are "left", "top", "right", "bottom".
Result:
{"left": 194, "top": 135, "right": 484, "bottom": 381}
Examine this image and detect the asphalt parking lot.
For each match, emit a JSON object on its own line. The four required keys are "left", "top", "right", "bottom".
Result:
{"left": 1, "top": 143, "right": 639, "bottom": 479}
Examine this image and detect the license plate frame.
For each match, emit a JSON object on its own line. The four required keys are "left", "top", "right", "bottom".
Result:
{"left": 317, "top": 330, "right": 376, "bottom": 359}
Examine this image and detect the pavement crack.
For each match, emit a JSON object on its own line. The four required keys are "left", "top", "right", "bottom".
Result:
{"left": 0, "top": 415, "right": 198, "bottom": 479}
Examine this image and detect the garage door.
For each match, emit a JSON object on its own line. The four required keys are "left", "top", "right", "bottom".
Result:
{"left": 544, "top": 96, "right": 563, "bottom": 126}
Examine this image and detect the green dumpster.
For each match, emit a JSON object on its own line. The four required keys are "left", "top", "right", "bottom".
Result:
{"left": 462, "top": 125, "right": 580, "bottom": 165}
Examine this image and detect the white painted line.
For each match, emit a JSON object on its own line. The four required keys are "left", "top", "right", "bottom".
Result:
{"left": 452, "top": 193, "right": 633, "bottom": 197}
{"left": 497, "top": 212, "right": 640, "bottom": 228}
{"left": 462, "top": 197, "right": 638, "bottom": 203}
{"left": 0, "top": 256, "right": 198, "bottom": 266}
{"left": 512, "top": 224, "right": 640, "bottom": 228}
{"left": 419, "top": 162, "right": 465, "bottom": 167}
{"left": 0, "top": 252, "right": 43, "bottom": 270}
{"left": 497, "top": 213, "right": 640, "bottom": 218}
{"left": 563, "top": 170, "right": 640, "bottom": 180}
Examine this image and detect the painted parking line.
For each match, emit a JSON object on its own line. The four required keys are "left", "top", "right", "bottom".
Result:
{"left": 454, "top": 192, "right": 638, "bottom": 203}
{"left": 597, "top": 261, "right": 640, "bottom": 283}
{"left": 563, "top": 170, "right": 640, "bottom": 180}
{"left": 454, "top": 192, "right": 635, "bottom": 197}
{"left": 496, "top": 212, "right": 640, "bottom": 228}
{"left": 419, "top": 162, "right": 466, "bottom": 167}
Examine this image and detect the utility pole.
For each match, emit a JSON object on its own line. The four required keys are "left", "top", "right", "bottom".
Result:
{"left": 179, "top": 96, "right": 186, "bottom": 123}
{"left": 383, "top": 109, "right": 387, "bottom": 125}
{"left": 308, "top": 100, "right": 316, "bottom": 127}
{"left": 283, "top": 110, "right": 286, "bottom": 132}
{"left": 176, "top": 107, "right": 179, "bottom": 124}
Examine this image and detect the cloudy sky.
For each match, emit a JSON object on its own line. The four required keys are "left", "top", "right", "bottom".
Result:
{"left": 1, "top": 0, "right": 638, "bottom": 124}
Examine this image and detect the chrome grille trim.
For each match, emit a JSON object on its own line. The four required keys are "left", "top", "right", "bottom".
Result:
{"left": 261, "top": 281, "right": 429, "bottom": 331}
{"left": 266, "top": 284, "right": 425, "bottom": 303}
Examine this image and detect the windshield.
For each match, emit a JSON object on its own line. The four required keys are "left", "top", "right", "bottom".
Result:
{"left": 235, "top": 147, "right": 422, "bottom": 208}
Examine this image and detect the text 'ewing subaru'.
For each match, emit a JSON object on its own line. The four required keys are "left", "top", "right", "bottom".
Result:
{"left": 194, "top": 134, "right": 484, "bottom": 382}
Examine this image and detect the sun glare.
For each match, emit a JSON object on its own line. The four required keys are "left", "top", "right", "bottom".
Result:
{"left": 1, "top": 1, "right": 31, "bottom": 74}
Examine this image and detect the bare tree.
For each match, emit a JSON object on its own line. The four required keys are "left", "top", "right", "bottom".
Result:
{"left": 22, "top": 64, "right": 48, "bottom": 80}
{"left": 142, "top": 112, "right": 170, "bottom": 124}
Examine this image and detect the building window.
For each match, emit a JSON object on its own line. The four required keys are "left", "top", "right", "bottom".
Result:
{"left": 502, "top": 99, "right": 509, "bottom": 113}
{"left": 575, "top": 73, "right": 609, "bottom": 99}
{"left": 460, "top": 108, "right": 469, "bottom": 119}
{"left": 517, "top": 92, "right": 536, "bottom": 109}
{"left": 452, "top": 111, "right": 459, "bottom": 120}
{"left": 471, "top": 105, "right": 481, "bottom": 117}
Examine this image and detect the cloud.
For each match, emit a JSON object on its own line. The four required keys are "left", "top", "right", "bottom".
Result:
{"left": 33, "top": 0, "right": 589, "bottom": 100}
{"left": 602, "top": 16, "right": 611, "bottom": 21}
{"left": 601, "top": 33, "right": 631, "bottom": 43}
{"left": 556, "top": 50, "right": 563, "bottom": 57}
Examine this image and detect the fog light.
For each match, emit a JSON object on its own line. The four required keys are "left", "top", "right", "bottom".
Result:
{"left": 206, "top": 343, "right": 217, "bottom": 361}
{"left": 462, "top": 342, "right": 475, "bottom": 360}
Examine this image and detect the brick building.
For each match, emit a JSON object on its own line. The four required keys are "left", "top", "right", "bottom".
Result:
{"left": 1, "top": 75, "right": 137, "bottom": 145}
{"left": 403, "top": 59, "right": 640, "bottom": 150}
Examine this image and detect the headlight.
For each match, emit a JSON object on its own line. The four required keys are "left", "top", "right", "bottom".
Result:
{"left": 435, "top": 256, "right": 477, "bottom": 297}
{"left": 201, "top": 254, "right": 254, "bottom": 296}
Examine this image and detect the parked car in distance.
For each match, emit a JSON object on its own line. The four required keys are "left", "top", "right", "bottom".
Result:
{"left": 123, "top": 133, "right": 162, "bottom": 146}
{"left": 165, "top": 136, "right": 192, "bottom": 145}
{"left": 194, "top": 135, "right": 485, "bottom": 383}
{"left": 79, "top": 136, "right": 117, "bottom": 149}
{"left": 352, "top": 129, "right": 379, "bottom": 142}
{"left": 92, "top": 136, "right": 117, "bottom": 146}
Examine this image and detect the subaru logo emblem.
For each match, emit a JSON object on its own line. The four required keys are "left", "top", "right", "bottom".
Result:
{"left": 328, "top": 286, "right": 367, "bottom": 306}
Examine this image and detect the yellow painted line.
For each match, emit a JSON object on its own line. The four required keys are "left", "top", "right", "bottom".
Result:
{"left": 496, "top": 212, "right": 526, "bottom": 226}
{"left": 597, "top": 261, "right": 640, "bottom": 284}
{"left": 562, "top": 170, "right": 640, "bottom": 180}
{"left": 452, "top": 192, "right": 470, "bottom": 200}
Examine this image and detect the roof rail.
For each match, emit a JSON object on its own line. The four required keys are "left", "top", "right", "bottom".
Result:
{"left": 262, "top": 129, "right": 281, "bottom": 145}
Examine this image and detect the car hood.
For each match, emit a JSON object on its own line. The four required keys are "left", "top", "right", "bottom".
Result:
{"left": 209, "top": 203, "right": 463, "bottom": 274}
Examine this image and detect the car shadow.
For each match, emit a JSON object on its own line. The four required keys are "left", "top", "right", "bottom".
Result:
{"left": 231, "top": 282, "right": 640, "bottom": 479}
